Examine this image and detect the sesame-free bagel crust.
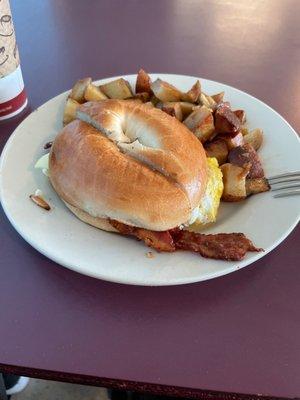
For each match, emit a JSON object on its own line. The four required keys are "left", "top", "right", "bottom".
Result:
{"left": 49, "top": 100, "right": 207, "bottom": 231}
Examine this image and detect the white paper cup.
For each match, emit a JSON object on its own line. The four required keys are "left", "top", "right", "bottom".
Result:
{"left": 0, "top": 0, "right": 27, "bottom": 120}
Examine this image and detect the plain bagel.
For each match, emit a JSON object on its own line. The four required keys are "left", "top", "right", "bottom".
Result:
{"left": 49, "top": 100, "right": 208, "bottom": 231}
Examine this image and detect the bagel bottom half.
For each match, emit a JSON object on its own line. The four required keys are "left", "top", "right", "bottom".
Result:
{"left": 63, "top": 200, "right": 118, "bottom": 233}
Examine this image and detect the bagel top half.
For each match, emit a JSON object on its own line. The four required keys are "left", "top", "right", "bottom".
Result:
{"left": 49, "top": 100, "right": 208, "bottom": 231}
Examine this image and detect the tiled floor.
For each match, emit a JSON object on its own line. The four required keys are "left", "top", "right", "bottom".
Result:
{"left": 12, "top": 378, "right": 109, "bottom": 400}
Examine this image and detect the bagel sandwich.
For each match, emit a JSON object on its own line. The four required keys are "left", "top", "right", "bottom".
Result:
{"left": 35, "top": 100, "right": 260, "bottom": 260}
{"left": 38, "top": 100, "right": 222, "bottom": 230}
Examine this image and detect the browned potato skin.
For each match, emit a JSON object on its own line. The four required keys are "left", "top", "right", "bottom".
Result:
{"left": 244, "top": 128, "right": 263, "bottom": 151}
{"left": 150, "top": 79, "right": 182, "bottom": 102}
{"left": 228, "top": 143, "right": 265, "bottom": 179}
{"left": 158, "top": 102, "right": 183, "bottom": 121}
{"left": 183, "top": 106, "right": 215, "bottom": 142}
{"left": 214, "top": 104, "right": 241, "bottom": 134}
{"left": 84, "top": 83, "right": 108, "bottom": 101}
{"left": 234, "top": 109, "right": 246, "bottom": 124}
{"left": 219, "top": 132, "right": 244, "bottom": 150}
{"left": 246, "top": 178, "right": 270, "bottom": 196}
{"left": 150, "top": 95, "right": 160, "bottom": 106}
{"left": 69, "top": 77, "right": 92, "bottom": 103}
{"left": 211, "top": 92, "right": 224, "bottom": 104}
{"left": 133, "top": 92, "right": 150, "bottom": 102}
{"left": 221, "top": 163, "right": 249, "bottom": 202}
{"left": 157, "top": 101, "right": 194, "bottom": 119}
{"left": 100, "top": 78, "right": 133, "bottom": 99}
{"left": 135, "top": 69, "right": 152, "bottom": 95}
{"left": 63, "top": 98, "right": 80, "bottom": 125}
{"left": 195, "top": 114, "right": 215, "bottom": 142}
{"left": 204, "top": 139, "right": 228, "bottom": 165}
{"left": 181, "top": 80, "right": 201, "bottom": 102}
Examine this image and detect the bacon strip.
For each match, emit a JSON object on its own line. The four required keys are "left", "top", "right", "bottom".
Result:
{"left": 172, "top": 230, "right": 262, "bottom": 261}
{"left": 109, "top": 220, "right": 175, "bottom": 252}
{"left": 109, "top": 220, "right": 262, "bottom": 261}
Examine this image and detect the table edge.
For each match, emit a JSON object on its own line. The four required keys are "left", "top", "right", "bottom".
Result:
{"left": 0, "top": 363, "right": 296, "bottom": 400}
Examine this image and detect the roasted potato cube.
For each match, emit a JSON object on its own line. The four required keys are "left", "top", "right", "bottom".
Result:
{"left": 157, "top": 102, "right": 183, "bottom": 121}
{"left": 135, "top": 69, "right": 152, "bottom": 95}
{"left": 181, "top": 80, "right": 201, "bottom": 102}
{"left": 100, "top": 78, "right": 133, "bottom": 99}
{"left": 211, "top": 91, "right": 225, "bottom": 104}
{"left": 133, "top": 92, "right": 150, "bottom": 102}
{"left": 246, "top": 178, "right": 270, "bottom": 196}
{"left": 244, "top": 128, "right": 263, "bottom": 151}
{"left": 183, "top": 106, "right": 215, "bottom": 142}
{"left": 228, "top": 143, "right": 265, "bottom": 179}
{"left": 219, "top": 132, "right": 244, "bottom": 150}
{"left": 241, "top": 126, "right": 250, "bottom": 136}
{"left": 150, "top": 79, "right": 182, "bottom": 102}
{"left": 216, "top": 101, "right": 231, "bottom": 109}
{"left": 183, "top": 105, "right": 211, "bottom": 130}
{"left": 204, "top": 139, "right": 228, "bottom": 165}
{"left": 63, "top": 98, "right": 80, "bottom": 125}
{"left": 150, "top": 95, "right": 160, "bottom": 106}
{"left": 199, "top": 93, "right": 217, "bottom": 110}
{"left": 179, "top": 102, "right": 195, "bottom": 118}
{"left": 193, "top": 113, "right": 215, "bottom": 142}
{"left": 214, "top": 103, "right": 241, "bottom": 134}
{"left": 69, "top": 77, "right": 92, "bottom": 103}
{"left": 84, "top": 83, "right": 108, "bottom": 101}
{"left": 234, "top": 109, "right": 246, "bottom": 124}
{"left": 221, "top": 163, "right": 249, "bottom": 201}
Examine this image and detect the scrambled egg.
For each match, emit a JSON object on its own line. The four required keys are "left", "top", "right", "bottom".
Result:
{"left": 188, "top": 157, "right": 223, "bottom": 230}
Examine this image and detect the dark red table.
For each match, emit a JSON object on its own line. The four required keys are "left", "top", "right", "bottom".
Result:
{"left": 1, "top": 1, "right": 299, "bottom": 399}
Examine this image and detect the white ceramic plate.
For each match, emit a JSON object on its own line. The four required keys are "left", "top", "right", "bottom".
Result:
{"left": 1, "top": 74, "right": 300, "bottom": 286}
